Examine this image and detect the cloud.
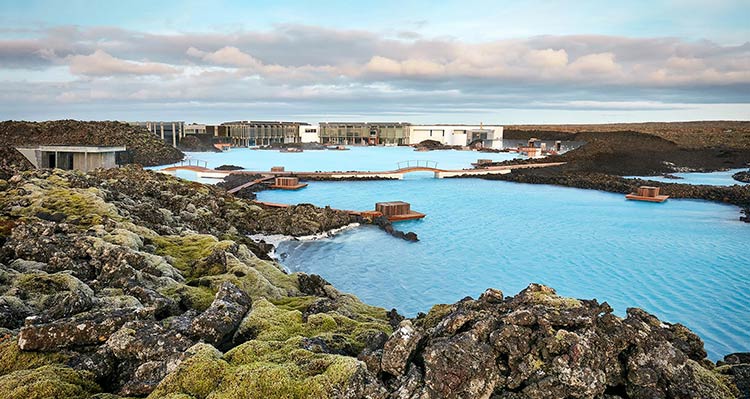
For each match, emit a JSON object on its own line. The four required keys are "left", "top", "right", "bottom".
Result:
{"left": 0, "top": 24, "right": 748, "bottom": 120}
{"left": 196, "top": 46, "right": 263, "bottom": 68}
{"left": 568, "top": 52, "right": 619, "bottom": 75}
{"left": 67, "top": 50, "right": 180, "bottom": 76}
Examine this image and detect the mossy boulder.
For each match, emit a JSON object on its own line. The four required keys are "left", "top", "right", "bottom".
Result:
{"left": 0, "top": 335, "right": 70, "bottom": 377}
{"left": 0, "top": 365, "right": 101, "bottom": 399}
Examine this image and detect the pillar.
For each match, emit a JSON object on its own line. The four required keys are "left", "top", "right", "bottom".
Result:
{"left": 160, "top": 123, "right": 164, "bottom": 141}
{"left": 172, "top": 123, "right": 176, "bottom": 147}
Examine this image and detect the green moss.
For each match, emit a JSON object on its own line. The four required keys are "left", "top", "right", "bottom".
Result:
{"left": 215, "top": 338, "right": 363, "bottom": 399}
{"left": 414, "top": 304, "right": 453, "bottom": 330}
{"left": 236, "top": 299, "right": 390, "bottom": 355}
{"left": 0, "top": 365, "right": 100, "bottom": 399}
{"left": 528, "top": 291, "right": 582, "bottom": 309}
{"left": 159, "top": 284, "right": 216, "bottom": 312}
{"left": 685, "top": 360, "right": 738, "bottom": 399}
{"left": 151, "top": 234, "right": 235, "bottom": 277}
{"left": 0, "top": 336, "right": 70, "bottom": 377}
{"left": 271, "top": 296, "right": 319, "bottom": 312}
{"left": 148, "top": 344, "right": 228, "bottom": 399}
{"left": 14, "top": 272, "right": 81, "bottom": 295}
{"left": 0, "top": 178, "right": 120, "bottom": 227}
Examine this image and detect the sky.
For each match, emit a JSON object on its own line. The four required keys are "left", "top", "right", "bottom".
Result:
{"left": 0, "top": 0, "right": 749, "bottom": 124}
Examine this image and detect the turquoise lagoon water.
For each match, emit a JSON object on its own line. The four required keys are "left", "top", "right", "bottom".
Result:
{"left": 163, "top": 147, "right": 750, "bottom": 359}
{"left": 627, "top": 168, "right": 750, "bottom": 186}
{"left": 258, "top": 178, "right": 750, "bottom": 360}
{"left": 179, "top": 146, "right": 522, "bottom": 172}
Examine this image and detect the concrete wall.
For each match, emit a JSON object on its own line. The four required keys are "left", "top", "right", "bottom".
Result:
{"left": 72, "top": 152, "right": 117, "bottom": 171}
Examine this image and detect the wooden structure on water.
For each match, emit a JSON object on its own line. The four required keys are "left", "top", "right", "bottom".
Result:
{"left": 374, "top": 201, "right": 426, "bottom": 222}
{"left": 626, "top": 186, "right": 669, "bottom": 203}
{"left": 270, "top": 176, "right": 308, "bottom": 190}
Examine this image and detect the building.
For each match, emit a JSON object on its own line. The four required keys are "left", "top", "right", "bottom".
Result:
{"left": 408, "top": 124, "right": 504, "bottom": 148}
{"left": 128, "top": 121, "right": 185, "bottom": 147}
{"left": 299, "top": 124, "right": 320, "bottom": 143}
{"left": 220, "top": 121, "right": 307, "bottom": 146}
{"left": 318, "top": 122, "right": 410, "bottom": 145}
{"left": 184, "top": 123, "right": 207, "bottom": 135}
{"left": 16, "top": 145, "right": 127, "bottom": 172}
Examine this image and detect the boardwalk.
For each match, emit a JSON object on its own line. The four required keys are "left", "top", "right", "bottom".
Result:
{"left": 160, "top": 161, "right": 566, "bottom": 180}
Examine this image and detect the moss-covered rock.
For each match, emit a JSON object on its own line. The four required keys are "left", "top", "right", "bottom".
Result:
{"left": 0, "top": 365, "right": 100, "bottom": 399}
{"left": 0, "top": 335, "right": 70, "bottom": 377}
{"left": 147, "top": 343, "right": 228, "bottom": 399}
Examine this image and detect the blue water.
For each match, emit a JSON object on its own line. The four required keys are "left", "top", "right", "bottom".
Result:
{"left": 177, "top": 146, "right": 522, "bottom": 172}
{"left": 627, "top": 168, "right": 750, "bottom": 186}
{"left": 258, "top": 178, "right": 750, "bottom": 360}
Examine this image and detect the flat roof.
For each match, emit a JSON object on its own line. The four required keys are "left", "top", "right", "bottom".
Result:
{"left": 17, "top": 145, "right": 127, "bottom": 153}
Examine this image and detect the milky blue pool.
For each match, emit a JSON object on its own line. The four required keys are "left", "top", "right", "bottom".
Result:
{"left": 178, "top": 146, "right": 522, "bottom": 172}
{"left": 627, "top": 168, "right": 750, "bottom": 186}
{"left": 258, "top": 178, "right": 750, "bottom": 360}
{"left": 162, "top": 147, "right": 750, "bottom": 359}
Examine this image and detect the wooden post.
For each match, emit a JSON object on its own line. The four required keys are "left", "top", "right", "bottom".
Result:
{"left": 172, "top": 123, "right": 177, "bottom": 147}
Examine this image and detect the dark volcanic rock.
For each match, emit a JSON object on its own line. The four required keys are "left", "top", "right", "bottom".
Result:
{"left": 383, "top": 284, "right": 737, "bottom": 399}
{"left": 215, "top": 164, "right": 245, "bottom": 171}
{"left": 0, "top": 147, "right": 34, "bottom": 180}
{"left": 18, "top": 307, "right": 153, "bottom": 351}
{"left": 189, "top": 281, "right": 251, "bottom": 348}
{"left": 734, "top": 170, "right": 750, "bottom": 183}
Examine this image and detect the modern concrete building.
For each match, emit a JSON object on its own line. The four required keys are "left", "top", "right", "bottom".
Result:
{"left": 128, "top": 121, "right": 185, "bottom": 147}
{"left": 184, "top": 123, "right": 207, "bottom": 135}
{"left": 16, "top": 145, "right": 127, "bottom": 172}
{"left": 318, "top": 122, "right": 410, "bottom": 145}
{"left": 220, "top": 121, "right": 307, "bottom": 146}
{"left": 408, "top": 124, "right": 504, "bottom": 148}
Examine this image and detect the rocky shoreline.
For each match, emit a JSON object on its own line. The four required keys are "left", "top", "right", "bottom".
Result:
{"left": 0, "top": 158, "right": 748, "bottom": 398}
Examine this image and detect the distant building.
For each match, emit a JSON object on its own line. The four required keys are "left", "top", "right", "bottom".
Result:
{"left": 318, "top": 122, "right": 410, "bottom": 145}
{"left": 220, "top": 121, "right": 307, "bottom": 146}
{"left": 184, "top": 123, "right": 207, "bottom": 135}
{"left": 16, "top": 145, "right": 127, "bottom": 172}
{"left": 128, "top": 121, "right": 185, "bottom": 147}
{"left": 299, "top": 124, "right": 320, "bottom": 143}
{"left": 408, "top": 124, "right": 503, "bottom": 148}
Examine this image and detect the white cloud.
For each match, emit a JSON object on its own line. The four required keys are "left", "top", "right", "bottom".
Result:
{"left": 568, "top": 52, "right": 619, "bottom": 75}
{"left": 67, "top": 50, "right": 179, "bottom": 76}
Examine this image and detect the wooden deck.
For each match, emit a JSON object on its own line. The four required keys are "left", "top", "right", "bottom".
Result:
{"left": 625, "top": 194, "right": 670, "bottom": 203}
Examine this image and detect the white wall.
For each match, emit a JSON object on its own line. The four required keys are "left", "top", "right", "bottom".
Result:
{"left": 299, "top": 125, "right": 320, "bottom": 143}
{"left": 408, "top": 125, "right": 503, "bottom": 148}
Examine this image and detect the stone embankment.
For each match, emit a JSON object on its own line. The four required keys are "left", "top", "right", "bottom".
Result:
{"left": 0, "top": 120, "right": 184, "bottom": 166}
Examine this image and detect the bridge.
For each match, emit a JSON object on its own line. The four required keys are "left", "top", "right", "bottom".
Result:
{"left": 159, "top": 159, "right": 566, "bottom": 180}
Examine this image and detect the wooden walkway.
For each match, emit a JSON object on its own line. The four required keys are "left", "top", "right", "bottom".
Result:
{"left": 226, "top": 176, "right": 275, "bottom": 194}
{"left": 160, "top": 161, "right": 566, "bottom": 180}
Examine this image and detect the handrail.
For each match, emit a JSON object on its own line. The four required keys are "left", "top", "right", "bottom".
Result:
{"left": 396, "top": 160, "right": 438, "bottom": 169}
{"left": 178, "top": 158, "right": 208, "bottom": 168}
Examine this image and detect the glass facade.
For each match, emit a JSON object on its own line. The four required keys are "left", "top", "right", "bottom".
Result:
{"left": 221, "top": 121, "right": 306, "bottom": 146}
{"left": 318, "top": 122, "right": 410, "bottom": 145}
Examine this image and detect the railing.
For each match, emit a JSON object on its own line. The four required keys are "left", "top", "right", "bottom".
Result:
{"left": 396, "top": 160, "right": 439, "bottom": 170}
{"left": 178, "top": 158, "right": 208, "bottom": 168}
